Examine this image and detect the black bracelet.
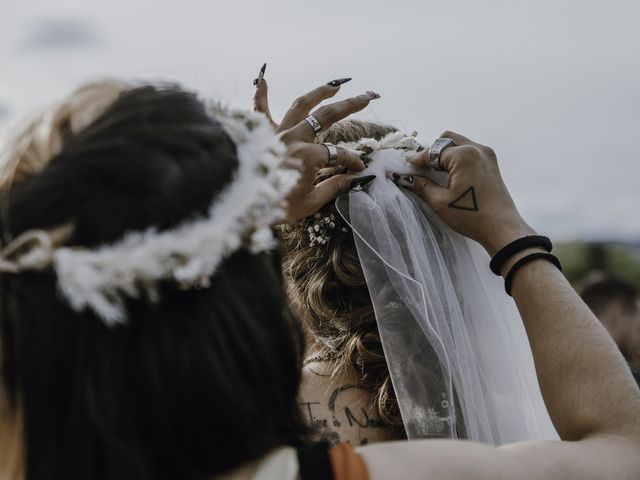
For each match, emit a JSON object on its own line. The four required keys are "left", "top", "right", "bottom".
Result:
{"left": 490, "top": 235, "right": 553, "bottom": 276}
{"left": 504, "top": 252, "right": 562, "bottom": 296}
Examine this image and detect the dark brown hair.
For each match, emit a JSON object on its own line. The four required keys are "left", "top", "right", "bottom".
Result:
{"left": 0, "top": 84, "right": 310, "bottom": 480}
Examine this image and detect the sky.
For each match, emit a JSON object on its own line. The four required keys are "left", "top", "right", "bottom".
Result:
{"left": 0, "top": 0, "right": 638, "bottom": 241}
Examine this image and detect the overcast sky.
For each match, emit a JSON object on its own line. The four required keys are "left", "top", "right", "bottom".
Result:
{"left": 0, "top": 0, "right": 638, "bottom": 241}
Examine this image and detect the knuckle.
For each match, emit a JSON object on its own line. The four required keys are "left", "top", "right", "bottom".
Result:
{"left": 479, "top": 144, "right": 497, "bottom": 160}
{"left": 279, "top": 132, "right": 292, "bottom": 144}
{"left": 316, "top": 105, "right": 337, "bottom": 120}
{"left": 287, "top": 143, "right": 305, "bottom": 157}
{"left": 280, "top": 131, "right": 298, "bottom": 145}
{"left": 454, "top": 144, "right": 476, "bottom": 161}
{"left": 440, "top": 130, "right": 456, "bottom": 139}
{"left": 290, "top": 96, "right": 308, "bottom": 111}
{"left": 415, "top": 182, "right": 428, "bottom": 198}
{"left": 463, "top": 144, "right": 478, "bottom": 155}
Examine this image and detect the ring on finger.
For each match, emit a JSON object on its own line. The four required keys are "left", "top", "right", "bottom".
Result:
{"left": 429, "top": 137, "right": 456, "bottom": 170}
{"left": 323, "top": 143, "right": 339, "bottom": 167}
{"left": 304, "top": 114, "right": 323, "bottom": 134}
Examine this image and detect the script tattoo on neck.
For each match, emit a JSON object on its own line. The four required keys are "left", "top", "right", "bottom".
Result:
{"left": 448, "top": 186, "right": 479, "bottom": 212}
{"left": 299, "top": 400, "right": 342, "bottom": 446}
{"left": 299, "top": 384, "right": 387, "bottom": 446}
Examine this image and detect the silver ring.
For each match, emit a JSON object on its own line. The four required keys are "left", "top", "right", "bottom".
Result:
{"left": 304, "top": 114, "right": 323, "bottom": 134}
{"left": 323, "top": 143, "right": 339, "bottom": 166}
{"left": 429, "top": 137, "right": 456, "bottom": 170}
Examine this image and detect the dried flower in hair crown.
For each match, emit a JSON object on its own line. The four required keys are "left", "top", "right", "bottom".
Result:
{"left": 0, "top": 104, "right": 299, "bottom": 325}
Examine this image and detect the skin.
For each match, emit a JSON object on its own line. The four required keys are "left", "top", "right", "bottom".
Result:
{"left": 3, "top": 77, "right": 631, "bottom": 479}
{"left": 353, "top": 132, "right": 640, "bottom": 479}
{"left": 253, "top": 74, "right": 380, "bottom": 222}
{"left": 256, "top": 80, "right": 640, "bottom": 479}
{"left": 298, "top": 361, "right": 398, "bottom": 447}
{"left": 254, "top": 76, "right": 403, "bottom": 444}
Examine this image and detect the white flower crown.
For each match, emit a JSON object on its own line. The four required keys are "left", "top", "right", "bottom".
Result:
{"left": 0, "top": 104, "right": 299, "bottom": 325}
{"left": 304, "top": 130, "right": 424, "bottom": 247}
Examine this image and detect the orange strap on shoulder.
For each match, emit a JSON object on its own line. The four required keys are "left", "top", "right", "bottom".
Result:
{"left": 328, "top": 443, "right": 369, "bottom": 480}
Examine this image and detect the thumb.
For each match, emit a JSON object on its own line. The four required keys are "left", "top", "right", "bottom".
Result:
{"left": 396, "top": 174, "right": 448, "bottom": 210}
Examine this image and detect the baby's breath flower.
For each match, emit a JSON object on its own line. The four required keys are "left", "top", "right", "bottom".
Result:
{"left": 307, "top": 213, "right": 346, "bottom": 247}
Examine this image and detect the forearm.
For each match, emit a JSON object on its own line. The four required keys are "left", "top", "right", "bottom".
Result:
{"left": 506, "top": 253, "right": 640, "bottom": 440}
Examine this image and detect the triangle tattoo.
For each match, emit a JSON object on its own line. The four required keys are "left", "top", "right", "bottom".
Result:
{"left": 448, "top": 186, "right": 479, "bottom": 211}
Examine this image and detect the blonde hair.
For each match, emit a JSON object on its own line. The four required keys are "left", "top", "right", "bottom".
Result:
{"left": 282, "top": 120, "right": 406, "bottom": 434}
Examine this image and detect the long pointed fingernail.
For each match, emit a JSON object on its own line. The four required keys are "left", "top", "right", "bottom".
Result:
{"left": 398, "top": 175, "right": 414, "bottom": 188}
{"left": 253, "top": 62, "right": 267, "bottom": 86}
{"left": 327, "top": 77, "right": 352, "bottom": 87}
{"left": 349, "top": 175, "right": 377, "bottom": 191}
{"left": 358, "top": 91, "right": 381, "bottom": 101}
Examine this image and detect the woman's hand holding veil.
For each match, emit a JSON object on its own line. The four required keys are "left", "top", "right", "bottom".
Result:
{"left": 398, "top": 131, "right": 536, "bottom": 257}
{"left": 253, "top": 72, "right": 380, "bottom": 222}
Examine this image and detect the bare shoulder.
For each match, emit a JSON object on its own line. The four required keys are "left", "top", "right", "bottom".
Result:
{"left": 298, "top": 363, "right": 400, "bottom": 446}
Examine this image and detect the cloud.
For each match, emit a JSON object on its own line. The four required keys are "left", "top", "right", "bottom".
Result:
{"left": 22, "top": 18, "right": 100, "bottom": 50}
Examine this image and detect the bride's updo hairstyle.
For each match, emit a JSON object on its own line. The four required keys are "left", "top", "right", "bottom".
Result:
{"left": 0, "top": 82, "right": 308, "bottom": 479}
{"left": 281, "top": 120, "right": 405, "bottom": 434}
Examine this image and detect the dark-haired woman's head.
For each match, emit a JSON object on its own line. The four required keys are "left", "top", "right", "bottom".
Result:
{"left": 0, "top": 81, "right": 308, "bottom": 480}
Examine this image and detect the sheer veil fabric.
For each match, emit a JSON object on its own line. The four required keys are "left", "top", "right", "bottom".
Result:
{"left": 335, "top": 143, "right": 559, "bottom": 444}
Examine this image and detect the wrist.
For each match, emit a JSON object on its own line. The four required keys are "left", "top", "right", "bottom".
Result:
{"left": 499, "top": 247, "right": 549, "bottom": 278}
{"left": 482, "top": 222, "right": 538, "bottom": 257}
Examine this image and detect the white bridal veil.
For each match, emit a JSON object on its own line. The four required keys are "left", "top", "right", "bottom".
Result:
{"left": 335, "top": 136, "right": 559, "bottom": 445}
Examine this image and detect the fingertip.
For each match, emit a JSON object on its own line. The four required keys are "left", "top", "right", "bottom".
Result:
{"left": 398, "top": 175, "right": 414, "bottom": 189}
{"left": 351, "top": 160, "right": 367, "bottom": 172}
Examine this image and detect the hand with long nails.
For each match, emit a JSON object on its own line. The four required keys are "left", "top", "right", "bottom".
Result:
{"left": 251, "top": 64, "right": 381, "bottom": 222}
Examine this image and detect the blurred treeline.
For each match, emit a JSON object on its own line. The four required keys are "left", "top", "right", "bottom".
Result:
{"left": 556, "top": 242, "right": 640, "bottom": 289}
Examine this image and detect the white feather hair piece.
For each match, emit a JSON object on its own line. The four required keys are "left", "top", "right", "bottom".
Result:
{"left": 2, "top": 105, "right": 299, "bottom": 325}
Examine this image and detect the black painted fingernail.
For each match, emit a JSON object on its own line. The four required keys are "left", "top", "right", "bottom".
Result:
{"left": 327, "top": 77, "right": 352, "bottom": 87}
{"left": 253, "top": 63, "right": 267, "bottom": 86}
{"left": 349, "top": 175, "right": 376, "bottom": 191}
{"left": 398, "top": 175, "right": 414, "bottom": 188}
